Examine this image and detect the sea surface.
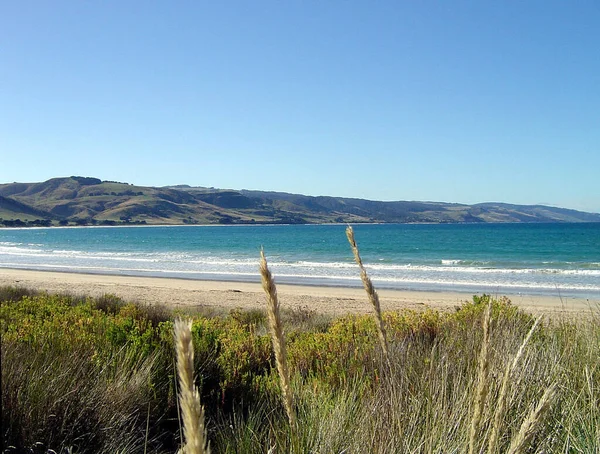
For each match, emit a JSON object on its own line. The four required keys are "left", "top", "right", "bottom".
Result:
{"left": 1, "top": 223, "right": 599, "bottom": 299}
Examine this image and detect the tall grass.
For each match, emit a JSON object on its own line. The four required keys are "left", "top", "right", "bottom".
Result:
{"left": 487, "top": 315, "right": 542, "bottom": 453}
{"left": 1, "top": 338, "right": 165, "bottom": 453}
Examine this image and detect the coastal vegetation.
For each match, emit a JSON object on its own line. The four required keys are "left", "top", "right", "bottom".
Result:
{"left": 2, "top": 176, "right": 599, "bottom": 227}
{"left": 2, "top": 286, "right": 598, "bottom": 453}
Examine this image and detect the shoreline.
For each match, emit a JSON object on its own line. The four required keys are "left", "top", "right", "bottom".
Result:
{"left": 1, "top": 268, "right": 596, "bottom": 316}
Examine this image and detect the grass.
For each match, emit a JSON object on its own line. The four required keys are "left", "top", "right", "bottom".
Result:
{"left": 346, "top": 226, "right": 389, "bottom": 359}
{"left": 260, "top": 249, "right": 296, "bottom": 428}
{"left": 174, "top": 319, "right": 210, "bottom": 454}
{"left": 1, "top": 241, "right": 599, "bottom": 454}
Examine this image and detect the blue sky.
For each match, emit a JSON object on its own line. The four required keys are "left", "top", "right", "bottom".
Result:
{"left": 1, "top": 1, "right": 599, "bottom": 213}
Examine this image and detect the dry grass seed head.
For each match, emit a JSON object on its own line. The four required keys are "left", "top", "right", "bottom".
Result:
{"left": 174, "top": 318, "right": 210, "bottom": 454}
{"left": 260, "top": 249, "right": 296, "bottom": 428}
{"left": 487, "top": 315, "right": 542, "bottom": 454}
{"left": 468, "top": 300, "right": 492, "bottom": 454}
{"left": 506, "top": 383, "right": 558, "bottom": 454}
{"left": 345, "top": 226, "right": 389, "bottom": 359}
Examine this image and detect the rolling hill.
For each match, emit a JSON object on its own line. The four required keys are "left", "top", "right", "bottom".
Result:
{"left": 1, "top": 176, "right": 598, "bottom": 227}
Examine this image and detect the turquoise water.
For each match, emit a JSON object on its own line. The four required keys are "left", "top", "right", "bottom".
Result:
{"left": 1, "top": 223, "right": 599, "bottom": 298}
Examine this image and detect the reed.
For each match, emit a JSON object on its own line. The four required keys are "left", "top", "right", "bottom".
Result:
{"left": 260, "top": 249, "right": 296, "bottom": 428}
{"left": 174, "top": 318, "right": 210, "bottom": 454}
{"left": 345, "top": 226, "right": 389, "bottom": 358}
{"left": 468, "top": 300, "right": 491, "bottom": 454}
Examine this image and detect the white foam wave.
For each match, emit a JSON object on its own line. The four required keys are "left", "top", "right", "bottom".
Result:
{"left": 3, "top": 261, "right": 597, "bottom": 293}
{"left": 441, "top": 259, "right": 461, "bottom": 265}
{"left": 2, "top": 238, "right": 599, "bottom": 297}
{"left": 2, "top": 243, "right": 599, "bottom": 277}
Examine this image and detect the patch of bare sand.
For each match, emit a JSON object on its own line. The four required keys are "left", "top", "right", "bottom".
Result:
{"left": 0, "top": 268, "right": 596, "bottom": 316}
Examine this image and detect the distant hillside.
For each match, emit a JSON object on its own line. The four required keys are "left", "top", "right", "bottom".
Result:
{"left": 237, "top": 189, "right": 600, "bottom": 224}
{"left": 1, "top": 176, "right": 599, "bottom": 227}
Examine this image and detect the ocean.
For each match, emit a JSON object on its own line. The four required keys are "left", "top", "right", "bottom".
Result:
{"left": 1, "top": 223, "right": 599, "bottom": 299}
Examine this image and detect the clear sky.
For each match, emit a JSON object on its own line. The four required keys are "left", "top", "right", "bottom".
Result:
{"left": 1, "top": 1, "right": 599, "bottom": 213}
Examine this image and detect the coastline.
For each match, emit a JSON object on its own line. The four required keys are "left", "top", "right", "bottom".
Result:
{"left": 1, "top": 268, "right": 595, "bottom": 316}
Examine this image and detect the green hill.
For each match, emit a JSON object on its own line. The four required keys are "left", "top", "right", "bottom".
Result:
{"left": 1, "top": 176, "right": 598, "bottom": 227}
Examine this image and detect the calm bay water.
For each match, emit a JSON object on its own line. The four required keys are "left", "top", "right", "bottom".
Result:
{"left": 1, "top": 223, "right": 599, "bottom": 298}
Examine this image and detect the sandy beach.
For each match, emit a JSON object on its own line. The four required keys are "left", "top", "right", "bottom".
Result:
{"left": 1, "top": 268, "right": 596, "bottom": 316}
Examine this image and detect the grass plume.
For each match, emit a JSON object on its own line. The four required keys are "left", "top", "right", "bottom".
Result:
{"left": 468, "top": 300, "right": 492, "bottom": 454}
{"left": 260, "top": 249, "right": 296, "bottom": 428}
{"left": 174, "top": 318, "right": 210, "bottom": 454}
{"left": 346, "top": 225, "right": 389, "bottom": 358}
{"left": 487, "top": 315, "right": 542, "bottom": 453}
{"left": 507, "top": 383, "right": 558, "bottom": 454}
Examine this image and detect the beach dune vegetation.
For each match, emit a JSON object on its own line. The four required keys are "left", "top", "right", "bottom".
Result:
{"left": 2, "top": 288, "right": 598, "bottom": 452}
